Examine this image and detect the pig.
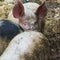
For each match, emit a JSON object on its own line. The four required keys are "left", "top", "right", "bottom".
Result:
{"left": 0, "top": 19, "right": 24, "bottom": 55}
{"left": 0, "top": 31, "right": 50, "bottom": 60}
{"left": 8, "top": 2, "right": 40, "bottom": 24}
{"left": 8, "top": 1, "right": 47, "bottom": 32}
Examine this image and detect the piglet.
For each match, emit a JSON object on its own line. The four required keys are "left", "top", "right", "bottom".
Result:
{"left": 0, "top": 19, "right": 24, "bottom": 55}
{"left": 8, "top": 1, "right": 47, "bottom": 32}
{"left": 0, "top": 31, "right": 49, "bottom": 60}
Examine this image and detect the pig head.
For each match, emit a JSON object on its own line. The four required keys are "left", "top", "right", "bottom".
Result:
{"left": 13, "top": 1, "right": 47, "bottom": 32}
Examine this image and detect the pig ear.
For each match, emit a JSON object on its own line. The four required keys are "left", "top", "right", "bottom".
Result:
{"left": 13, "top": 1, "right": 25, "bottom": 18}
{"left": 35, "top": 2, "right": 47, "bottom": 18}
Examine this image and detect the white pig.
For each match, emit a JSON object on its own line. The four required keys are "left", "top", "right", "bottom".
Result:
{"left": 8, "top": 1, "right": 47, "bottom": 32}
{"left": 0, "top": 31, "right": 49, "bottom": 60}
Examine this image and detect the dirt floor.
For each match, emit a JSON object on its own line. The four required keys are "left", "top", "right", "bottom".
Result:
{"left": 44, "top": 2, "right": 60, "bottom": 60}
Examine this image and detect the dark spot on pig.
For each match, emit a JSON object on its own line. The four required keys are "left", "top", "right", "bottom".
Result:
{"left": 20, "top": 37, "right": 23, "bottom": 39}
